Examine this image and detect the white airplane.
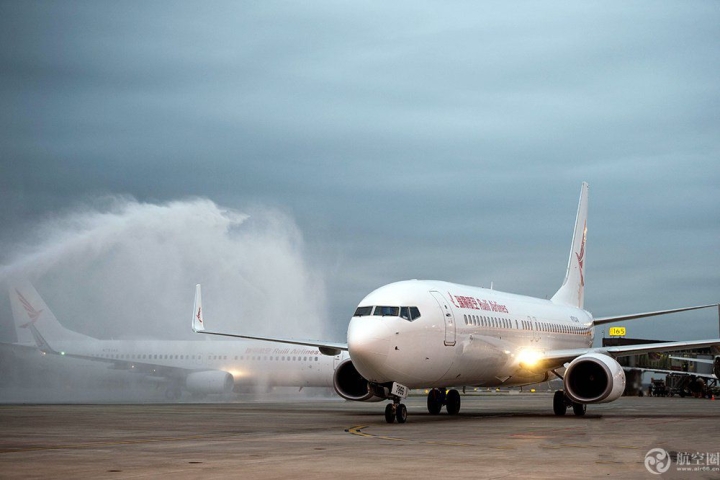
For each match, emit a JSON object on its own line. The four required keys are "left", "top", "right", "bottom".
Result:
{"left": 193, "top": 182, "right": 720, "bottom": 422}
{"left": 8, "top": 282, "right": 340, "bottom": 399}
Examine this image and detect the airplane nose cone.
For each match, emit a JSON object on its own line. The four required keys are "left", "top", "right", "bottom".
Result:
{"left": 347, "top": 318, "right": 392, "bottom": 382}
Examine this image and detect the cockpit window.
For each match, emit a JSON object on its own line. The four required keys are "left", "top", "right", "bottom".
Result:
{"left": 358, "top": 305, "right": 421, "bottom": 320}
{"left": 353, "top": 306, "right": 373, "bottom": 317}
{"left": 400, "top": 307, "right": 422, "bottom": 321}
{"left": 374, "top": 306, "right": 399, "bottom": 317}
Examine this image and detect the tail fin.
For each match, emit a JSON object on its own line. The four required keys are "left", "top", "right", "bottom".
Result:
{"left": 9, "top": 281, "right": 94, "bottom": 347}
{"left": 551, "top": 182, "right": 589, "bottom": 308}
{"left": 192, "top": 284, "right": 205, "bottom": 332}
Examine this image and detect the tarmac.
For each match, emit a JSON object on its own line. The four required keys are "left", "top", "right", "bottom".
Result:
{"left": 1, "top": 392, "right": 719, "bottom": 479}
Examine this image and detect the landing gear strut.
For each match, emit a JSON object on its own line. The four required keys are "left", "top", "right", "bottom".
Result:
{"left": 426, "top": 388, "right": 461, "bottom": 415}
{"left": 165, "top": 385, "right": 182, "bottom": 401}
{"left": 553, "top": 390, "right": 586, "bottom": 416}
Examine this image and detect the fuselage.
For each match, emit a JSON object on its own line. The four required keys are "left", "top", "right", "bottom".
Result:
{"left": 347, "top": 280, "right": 594, "bottom": 389}
{"left": 43, "top": 339, "right": 338, "bottom": 388}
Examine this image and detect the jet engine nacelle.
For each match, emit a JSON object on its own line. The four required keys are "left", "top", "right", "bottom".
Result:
{"left": 564, "top": 353, "right": 625, "bottom": 404}
{"left": 714, "top": 357, "right": 720, "bottom": 379}
{"left": 333, "top": 359, "right": 385, "bottom": 402}
{"left": 185, "top": 370, "right": 234, "bottom": 394}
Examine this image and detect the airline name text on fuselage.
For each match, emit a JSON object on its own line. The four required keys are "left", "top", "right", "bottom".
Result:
{"left": 448, "top": 292, "right": 509, "bottom": 313}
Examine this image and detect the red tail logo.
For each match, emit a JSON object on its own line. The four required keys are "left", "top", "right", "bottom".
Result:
{"left": 15, "top": 289, "right": 44, "bottom": 328}
{"left": 196, "top": 307, "right": 203, "bottom": 324}
{"left": 574, "top": 222, "right": 587, "bottom": 287}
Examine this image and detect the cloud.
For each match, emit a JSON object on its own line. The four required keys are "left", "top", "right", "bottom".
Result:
{"left": 0, "top": 2, "right": 718, "bottom": 343}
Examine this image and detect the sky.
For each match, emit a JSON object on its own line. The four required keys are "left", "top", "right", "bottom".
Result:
{"left": 0, "top": 1, "right": 719, "bottom": 346}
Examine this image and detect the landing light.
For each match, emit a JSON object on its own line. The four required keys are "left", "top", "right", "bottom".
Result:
{"left": 516, "top": 349, "right": 543, "bottom": 367}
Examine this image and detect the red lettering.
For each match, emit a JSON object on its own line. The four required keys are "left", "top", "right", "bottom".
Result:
{"left": 449, "top": 294, "right": 509, "bottom": 313}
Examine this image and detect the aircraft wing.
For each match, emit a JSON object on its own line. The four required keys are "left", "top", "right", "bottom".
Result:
{"left": 191, "top": 284, "right": 347, "bottom": 356}
{"left": 0, "top": 341, "right": 39, "bottom": 355}
{"left": 623, "top": 366, "right": 718, "bottom": 381}
{"left": 530, "top": 338, "right": 720, "bottom": 372}
{"left": 593, "top": 303, "right": 718, "bottom": 325}
{"left": 669, "top": 355, "right": 716, "bottom": 364}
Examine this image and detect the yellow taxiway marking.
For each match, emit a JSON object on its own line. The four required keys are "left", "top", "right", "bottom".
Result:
{"left": 344, "top": 425, "right": 510, "bottom": 448}
{"left": 0, "top": 433, "right": 224, "bottom": 454}
{"left": 346, "top": 426, "right": 642, "bottom": 452}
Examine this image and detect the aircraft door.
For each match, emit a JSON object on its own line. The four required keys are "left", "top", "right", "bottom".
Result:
{"left": 430, "top": 291, "right": 456, "bottom": 346}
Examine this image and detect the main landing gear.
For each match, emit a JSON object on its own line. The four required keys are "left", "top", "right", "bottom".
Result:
{"left": 553, "top": 390, "right": 586, "bottom": 416}
{"left": 426, "top": 388, "right": 461, "bottom": 416}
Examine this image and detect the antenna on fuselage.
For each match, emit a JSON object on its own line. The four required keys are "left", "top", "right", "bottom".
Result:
{"left": 490, "top": 281, "right": 494, "bottom": 290}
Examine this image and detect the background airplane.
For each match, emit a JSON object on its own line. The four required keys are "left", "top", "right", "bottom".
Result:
{"left": 632, "top": 355, "right": 720, "bottom": 382}
{"left": 194, "top": 182, "right": 720, "bottom": 423}
{"left": 7, "top": 281, "right": 342, "bottom": 400}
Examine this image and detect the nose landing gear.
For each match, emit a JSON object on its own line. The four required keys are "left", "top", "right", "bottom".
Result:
{"left": 383, "top": 382, "right": 410, "bottom": 423}
{"left": 385, "top": 401, "right": 408, "bottom": 423}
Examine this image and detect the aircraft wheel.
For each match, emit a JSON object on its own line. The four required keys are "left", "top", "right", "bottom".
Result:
{"left": 384, "top": 403, "right": 395, "bottom": 423}
{"left": 396, "top": 403, "right": 407, "bottom": 424}
{"left": 553, "top": 390, "right": 567, "bottom": 416}
{"left": 165, "top": 386, "right": 181, "bottom": 400}
{"left": 427, "top": 388, "right": 443, "bottom": 415}
{"left": 446, "top": 389, "right": 461, "bottom": 415}
{"left": 572, "top": 402, "right": 586, "bottom": 416}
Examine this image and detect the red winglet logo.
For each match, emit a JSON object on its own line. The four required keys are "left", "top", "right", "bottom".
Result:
{"left": 196, "top": 307, "right": 203, "bottom": 324}
{"left": 574, "top": 222, "right": 587, "bottom": 287}
{"left": 15, "top": 289, "right": 43, "bottom": 328}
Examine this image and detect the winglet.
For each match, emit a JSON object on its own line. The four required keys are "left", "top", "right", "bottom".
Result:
{"left": 192, "top": 284, "right": 205, "bottom": 332}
